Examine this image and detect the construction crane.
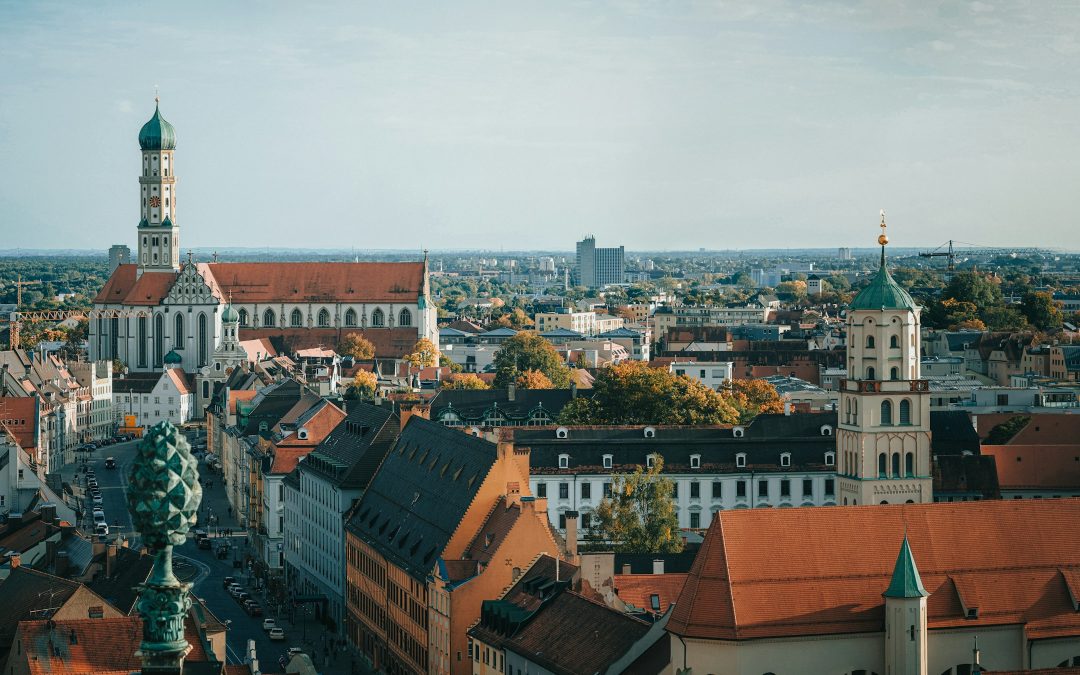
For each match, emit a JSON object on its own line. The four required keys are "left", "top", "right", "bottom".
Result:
{"left": 1, "top": 276, "right": 42, "bottom": 350}
{"left": 919, "top": 240, "right": 956, "bottom": 276}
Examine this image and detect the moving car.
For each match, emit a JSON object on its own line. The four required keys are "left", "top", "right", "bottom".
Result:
{"left": 105, "top": 457, "right": 116, "bottom": 469}
{"left": 268, "top": 627, "right": 285, "bottom": 641}
{"left": 95, "top": 523, "right": 109, "bottom": 536}
{"left": 197, "top": 537, "right": 212, "bottom": 550}
{"left": 262, "top": 619, "right": 276, "bottom": 631}
{"left": 222, "top": 576, "right": 235, "bottom": 589}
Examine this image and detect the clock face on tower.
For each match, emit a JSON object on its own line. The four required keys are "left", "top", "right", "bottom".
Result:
{"left": 149, "top": 196, "right": 161, "bottom": 208}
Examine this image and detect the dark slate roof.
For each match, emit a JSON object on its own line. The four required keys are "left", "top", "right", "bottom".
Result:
{"left": 112, "top": 374, "right": 163, "bottom": 394}
{"left": 598, "top": 327, "right": 643, "bottom": 338}
{"left": 930, "top": 410, "right": 981, "bottom": 456}
{"left": 933, "top": 454, "right": 1001, "bottom": 499}
{"left": 299, "top": 400, "right": 398, "bottom": 489}
{"left": 0, "top": 567, "right": 80, "bottom": 653}
{"left": 944, "top": 331, "right": 980, "bottom": 352}
{"left": 514, "top": 413, "right": 839, "bottom": 475}
{"left": 429, "top": 388, "right": 577, "bottom": 424}
{"left": 238, "top": 379, "right": 304, "bottom": 436}
{"left": 346, "top": 416, "right": 499, "bottom": 580}
{"left": 615, "top": 552, "right": 698, "bottom": 575}
{"left": 85, "top": 547, "right": 155, "bottom": 614}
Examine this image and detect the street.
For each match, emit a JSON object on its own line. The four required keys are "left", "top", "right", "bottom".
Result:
{"left": 63, "top": 432, "right": 370, "bottom": 674}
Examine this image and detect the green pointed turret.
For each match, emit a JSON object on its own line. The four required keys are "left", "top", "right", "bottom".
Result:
{"left": 883, "top": 536, "right": 929, "bottom": 598}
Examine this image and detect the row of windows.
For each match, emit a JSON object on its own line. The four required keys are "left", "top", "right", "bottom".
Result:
{"left": 556, "top": 452, "right": 835, "bottom": 470}
{"left": 865, "top": 334, "right": 903, "bottom": 348}
{"left": 540, "top": 478, "right": 837, "bottom": 502}
{"left": 243, "top": 307, "right": 412, "bottom": 329}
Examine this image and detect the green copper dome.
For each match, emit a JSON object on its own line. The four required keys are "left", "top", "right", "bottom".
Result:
{"left": 163, "top": 349, "right": 183, "bottom": 365}
{"left": 883, "top": 536, "right": 929, "bottom": 598}
{"left": 139, "top": 102, "right": 177, "bottom": 151}
{"left": 221, "top": 304, "right": 239, "bottom": 323}
{"left": 849, "top": 252, "right": 917, "bottom": 312}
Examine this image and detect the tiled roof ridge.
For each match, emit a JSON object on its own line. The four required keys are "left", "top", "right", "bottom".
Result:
{"left": 717, "top": 514, "right": 740, "bottom": 636}
{"left": 563, "top": 588, "right": 652, "bottom": 627}
{"left": 464, "top": 495, "right": 510, "bottom": 554}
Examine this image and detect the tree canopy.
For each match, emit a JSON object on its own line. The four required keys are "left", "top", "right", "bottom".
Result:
{"left": 493, "top": 332, "right": 571, "bottom": 388}
{"left": 1020, "top": 291, "right": 1063, "bottom": 330}
{"left": 337, "top": 332, "right": 375, "bottom": 360}
{"left": 441, "top": 373, "right": 490, "bottom": 390}
{"left": 344, "top": 370, "right": 378, "bottom": 399}
{"left": 588, "top": 455, "right": 684, "bottom": 554}
{"left": 516, "top": 369, "right": 554, "bottom": 389}
{"left": 405, "top": 338, "right": 439, "bottom": 369}
{"left": 723, "top": 379, "right": 785, "bottom": 424}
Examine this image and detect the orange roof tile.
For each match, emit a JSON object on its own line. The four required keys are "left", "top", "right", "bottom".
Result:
{"left": 229, "top": 389, "right": 259, "bottom": 414}
{"left": 270, "top": 447, "right": 309, "bottom": 474}
{"left": 206, "top": 261, "right": 423, "bottom": 303}
{"left": 165, "top": 368, "right": 193, "bottom": 395}
{"left": 982, "top": 444, "right": 1080, "bottom": 489}
{"left": 668, "top": 500, "right": 1080, "bottom": 641}
{"left": 93, "top": 265, "right": 177, "bottom": 306}
{"left": 614, "top": 573, "right": 687, "bottom": 614}
{"left": 238, "top": 338, "right": 277, "bottom": 362}
{"left": 0, "top": 396, "right": 38, "bottom": 451}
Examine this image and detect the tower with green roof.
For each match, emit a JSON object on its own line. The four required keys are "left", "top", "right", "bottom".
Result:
{"left": 884, "top": 535, "right": 929, "bottom": 675}
{"left": 837, "top": 212, "right": 933, "bottom": 506}
{"left": 137, "top": 97, "right": 180, "bottom": 273}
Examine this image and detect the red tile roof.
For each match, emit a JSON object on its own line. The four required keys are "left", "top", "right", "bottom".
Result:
{"left": 228, "top": 389, "right": 259, "bottom": 414}
{"left": 982, "top": 444, "right": 1080, "bottom": 489}
{"left": 0, "top": 397, "right": 37, "bottom": 451}
{"left": 615, "top": 573, "right": 687, "bottom": 614}
{"left": 668, "top": 500, "right": 1080, "bottom": 641}
{"left": 164, "top": 368, "right": 193, "bottom": 395}
{"left": 93, "top": 265, "right": 177, "bottom": 306}
{"left": 206, "top": 261, "right": 423, "bottom": 303}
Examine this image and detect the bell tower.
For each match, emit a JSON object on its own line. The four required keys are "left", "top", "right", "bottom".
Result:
{"left": 837, "top": 212, "right": 933, "bottom": 506}
{"left": 137, "top": 97, "right": 180, "bottom": 272}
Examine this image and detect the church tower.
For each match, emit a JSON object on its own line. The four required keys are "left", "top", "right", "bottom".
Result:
{"left": 883, "top": 536, "right": 929, "bottom": 675}
{"left": 137, "top": 98, "right": 180, "bottom": 273}
{"left": 837, "top": 213, "right": 933, "bottom": 506}
{"left": 196, "top": 300, "right": 247, "bottom": 411}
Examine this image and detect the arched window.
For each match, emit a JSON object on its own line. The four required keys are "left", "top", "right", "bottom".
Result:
{"left": 890, "top": 366, "right": 899, "bottom": 380}
{"left": 880, "top": 400, "right": 893, "bottom": 425}
{"left": 371, "top": 308, "right": 385, "bottom": 327}
{"left": 154, "top": 313, "right": 164, "bottom": 367}
{"left": 317, "top": 308, "right": 330, "bottom": 327}
{"left": 890, "top": 334, "right": 899, "bottom": 348}
{"left": 892, "top": 452, "right": 901, "bottom": 477}
{"left": 899, "top": 399, "right": 912, "bottom": 425}
{"left": 238, "top": 309, "right": 249, "bottom": 326}
{"left": 344, "top": 309, "right": 357, "bottom": 327}
{"left": 290, "top": 309, "right": 303, "bottom": 327}
{"left": 866, "top": 335, "right": 875, "bottom": 348}
{"left": 905, "top": 452, "right": 914, "bottom": 477}
{"left": 878, "top": 453, "right": 887, "bottom": 477}
{"left": 867, "top": 367, "right": 876, "bottom": 381}
{"left": 174, "top": 313, "right": 184, "bottom": 349}
{"left": 263, "top": 309, "right": 276, "bottom": 328}
{"left": 398, "top": 308, "right": 412, "bottom": 327}
{"left": 198, "top": 313, "right": 208, "bottom": 367}
{"left": 137, "top": 316, "right": 147, "bottom": 368}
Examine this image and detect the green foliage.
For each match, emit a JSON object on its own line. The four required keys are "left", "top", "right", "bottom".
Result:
{"left": 588, "top": 455, "right": 684, "bottom": 554}
{"left": 944, "top": 271, "right": 1003, "bottom": 308}
{"left": 1020, "top": 291, "right": 1063, "bottom": 330}
{"left": 344, "top": 371, "right": 379, "bottom": 399}
{"left": 337, "top": 332, "right": 375, "bottom": 360}
{"left": 981, "top": 306, "right": 1028, "bottom": 331}
{"left": 441, "top": 373, "right": 490, "bottom": 390}
{"left": 493, "top": 332, "right": 571, "bottom": 388}
{"left": 985, "top": 416, "right": 1030, "bottom": 445}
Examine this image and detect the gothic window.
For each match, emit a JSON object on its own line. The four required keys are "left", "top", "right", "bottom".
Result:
{"left": 398, "top": 308, "right": 412, "bottom": 327}
{"left": 878, "top": 453, "right": 887, "bottom": 477}
{"left": 905, "top": 452, "right": 914, "bottom": 477}
{"left": 238, "top": 309, "right": 249, "bottom": 326}
{"left": 317, "top": 308, "right": 331, "bottom": 327}
{"left": 371, "top": 308, "right": 385, "bottom": 327}
{"left": 867, "top": 366, "right": 876, "bottom": 381}
{"left": 154, "top": 313, "right": 164, "bottom": 367}
{"left": 263, "top": 309, "right": 276, "bottom": 328}
{"left": 891, "top": 452, "right": 901, "bottom": 477}
{"left": 290, "top": 309, "right": 303, "bottom": 327}
{"left": 880, "top": 400, "right": 893, "bottom": 425}
{"left": 137, "top": 316, "right": 147, "bottom": 368}
{"left": 866, "top": 335, "right": 875, "bottom": 348}
{"left": 890, "top": 335, "right": 899, "bottom": 348}
{"left": 174, "top": 313, "right": 185, "bottom": 349}
{"left": 899, "top": 399, "right": 912, "bottom": 425}
{"left": 344, "top": 309, "right": 357, "bottom": 327}
{"left": 890, "top": 366, "right": 899, "bottom": 380}
{"left": 198, "top": 313, "right": 208, "bottom": 367}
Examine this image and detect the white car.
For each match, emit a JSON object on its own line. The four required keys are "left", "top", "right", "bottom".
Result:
{"left": 92, "top": 494, "right": 103, "bottom": 505}
{"left": 95, "top": 523, "right": 109, "bottom": 536}
{"left": 93, "top": 512, "right": 106, "bottom": 523}
{"left": 268, "top": 627, "right": 285, "bottom": 641}
{"left": 262, "top": 618, "right": 276, "bottom": 631}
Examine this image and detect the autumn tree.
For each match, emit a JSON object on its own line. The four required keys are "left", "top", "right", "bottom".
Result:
{"left": 926, "top": 298, "right": 981, "bottom": 330}
{"left": 337, "top": 332, "right": 375, "bottom": 360}
{"left": 405, "top": 338, "right": 439, "bottom": 369}
{"left": 516, "top": 369, "right": 553, "bottom": 389}
{"left": 943, "top": 271, "right": 1003, "bottom": 308}
{"left": 1020, "top": 291, "right": 1063, "bottom": 330}
{"left": 588, "top": 455, "right": 684, "bottom": 554}
{"left": 441, "top": 373, "right": 490, "bottom": 390}
{"left": 344, "top": 370, "right": 379, "bottom": 399}
{"left": 558, "top": 361, "right": 739, "bottom": 425}
{"left": 721, "top": 379, "right": 785, "bottom": 424}
{"left": 493, "top": 332, "right": 571, "bottom": 388}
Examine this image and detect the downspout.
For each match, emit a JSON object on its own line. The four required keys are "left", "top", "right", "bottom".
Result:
{"left": 676, "top": 633, "right": 689, "bottom": 673}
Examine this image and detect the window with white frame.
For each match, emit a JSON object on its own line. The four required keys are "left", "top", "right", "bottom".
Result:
{"left": 825, "top": 451, "right": 835, "bottom": 466}
{"left": 646, "top": 454, "right": 656, "bottom": 468}
{"left": 558, "top": 454, "right": 569, "bottom": 469}
{"left": 735, "top": 453, "right": 747, "bottom": 468}
{"left": 602, "top": 454, "right": 613, "bottom": 469}
{"left": 780, "top": 452, "right": 791, "bottom": 467}
{"left": 690, "top": 454, "right": 701, "bottom": 469}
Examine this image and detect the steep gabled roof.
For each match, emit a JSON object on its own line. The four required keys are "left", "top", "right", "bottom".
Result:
{"left": 0, "top": 567, "right": 80, "bottom": 647}
{"left": 205, "top": 261, "right": 424, "bottom": 304}
{"left": 346, "top": 416, "right": 498, "bottom": 580}
{"left": 93, "top": 265, "right": 177, "bottom": 306}
{"left": 299, "top": 400, "right": 397, "bottom": 488}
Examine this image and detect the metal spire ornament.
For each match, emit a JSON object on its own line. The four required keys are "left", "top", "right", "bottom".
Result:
{"left": 127, "top": 421, "right": 202, "bottom": 674}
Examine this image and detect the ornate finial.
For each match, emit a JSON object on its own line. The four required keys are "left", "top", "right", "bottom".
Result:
{"left": 128, "top": 421, "right": 202, "bottom": 674}
{"left": 878, "top": 209, "right": 889, "bottom": 246}
{"left": 154, "top": 85, "right": 160, "bottom": 106}
{"left": 186, "top": 250, "right": 193, "bottom": 265}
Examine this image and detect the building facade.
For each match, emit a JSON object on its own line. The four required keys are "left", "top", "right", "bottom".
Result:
{"left": 575, "top": 236, "right": 625, "bottom": 288}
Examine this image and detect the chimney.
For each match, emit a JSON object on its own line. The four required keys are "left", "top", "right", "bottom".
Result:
{"left": 783, "top": 400, "right": 792, "bottom": 416}
{"left": 564, "top": 510, "right": 579, "bottom": 560}
{"left": 40, "top": 503, "right": 57, "bottom": 525}
{"left": 9, "top": 553, "right": 20, "bottom": 569}
{"left": 621, "top": 563, "right": 632, "bottom": 575}
{"left": 106, "top": 543, "right": 117, "bottom": 578}
{"left": 652, "top": 559, "right": 665, "bottom": 575}
{"left": 55, "top": 551, "right": 70, "bottom": 577}
{"left": 570, "top": 381, "right": 578, "bottom": 398}
{"left": 507, "top": 381, "right": 516, "bottom": 401}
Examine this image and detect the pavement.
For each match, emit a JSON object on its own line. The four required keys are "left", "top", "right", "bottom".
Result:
{"left": 62, "top": 432, "right": 374, "bottom": 675}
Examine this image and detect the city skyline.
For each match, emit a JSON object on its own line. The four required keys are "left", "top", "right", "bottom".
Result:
{"left": 2, "top": 1, "right": 1079, "bottom": 251}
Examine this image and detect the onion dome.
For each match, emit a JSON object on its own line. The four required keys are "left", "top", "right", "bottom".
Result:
{"left": 163, "top": 349, "right": 183, "bottom": 365}
{"left": 139, "top": 100, "right": 177, "bottom": 151}
{"left": 849, "top": 258, "right": 917, "bottom": 311}
{"left": 221, "top": 304, "right": 239, "bottom": 323}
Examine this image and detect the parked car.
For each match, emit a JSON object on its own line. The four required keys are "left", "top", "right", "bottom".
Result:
{"left": 228, "top": 585, "right": 243, "bottom": 598}
{"left": 236, "top": 592, "right": 250, "bottom": 604}
{"left": 91, "top": 494, "right": 103, "bottom": 505}
{"left": 93, "top": 512, "right": 106, "bottom": 523}
{"left": 268, "top": 628, "right": 285, "bottom": 641}
{"left": 95, "top": 523, "right": 109, "bottom": 536}
{"left": 245, "top": 603, "right": 262, "bottom": 617}
{"left": 261, "top": 618, "right": 276, "bottom": 631}
{"left": 222, "top": 576, "right": 235, "bottom": 589}
{"left": 197, "top": 537, "right": 212, "bottom": 550}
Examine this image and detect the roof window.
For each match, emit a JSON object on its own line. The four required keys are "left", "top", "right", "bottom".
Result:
{"left": 556, "top": 427, "right": 569, "bottom": 439}
{"left": 643, "top": 426, "right": 656, "bottom": 438}
{"left": 690, "top": 454, "right": 701, "bottom": 469}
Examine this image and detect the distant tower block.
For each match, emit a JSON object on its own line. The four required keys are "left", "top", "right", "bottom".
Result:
{"left": 838, "top": 247, "right": 853, "bottom": 260}
{"left": 109, "top": 244, "right": 131, "bottom": 272}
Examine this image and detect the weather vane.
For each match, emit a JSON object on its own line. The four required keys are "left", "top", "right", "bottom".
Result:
{"left": 878, "top": 209, "right": 889, "bottom": 246}
{"left": 154, "top": 84, "right": 159, "bottom": 104}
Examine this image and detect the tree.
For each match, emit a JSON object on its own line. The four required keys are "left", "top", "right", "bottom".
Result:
{"left": 493, "top": 332, "right": 571, "bottom": 388}
{"left": 344, "top": 371, "right": 379, "bottom": 399}
{"left": 516, "top": 369, "right": 553, "bottom": 389}
{"left": 775, "top": 280, "right": 807, "bottom": 302}
{"left": 1020, "top": 291, "right": 1063, "bottom": 330}
{"left": 441, "top": 373, "right": 490, "bottom": 390}
{"left": 558, "top": 361, "right": 739, "bottom": 425}
{"left": 405, "top": 338, "right": 439, "bottom": 369}
{"left": 943, "top": 271, "right": 1003, "bottom": 308}
{"left": 981, "top": 306, "right": 1028, "bottom": 331}
{"left": 439, "top": 354, "right": 463, "bottom": 373}
{"left": 926, "top": 298, "right": 981, "bottom": 330}
{"left": 337, "top": 332, "right": 375, "bottom": 360}
{"left": 589, "top": 455, "right": 684, "bottom": 554}
{"left": 985, "top": 416, "right": 1029, "bottom": 445}
{"left": 721, "top": 379, "right": 785, "bottom": 424}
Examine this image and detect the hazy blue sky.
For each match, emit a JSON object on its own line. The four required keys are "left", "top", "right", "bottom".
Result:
{"left": 1, "top": 1, "right": 1078, "bottom": 252}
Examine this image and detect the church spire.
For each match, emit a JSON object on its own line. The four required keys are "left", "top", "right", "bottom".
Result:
{"left": 883, "top": 535, "right": 929, "bottom": 598}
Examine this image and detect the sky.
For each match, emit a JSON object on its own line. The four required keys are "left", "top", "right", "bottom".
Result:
{"left": 1, "top": 1, "right": 1079, "bottom": 253}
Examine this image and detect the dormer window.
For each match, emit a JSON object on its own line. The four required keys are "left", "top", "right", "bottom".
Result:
{"left": 643, "top": 426, "right": 656, "bottom": 438}
{"left": 646, "top": 454, "right": 656, "bottom": 468}
{"left": 733, "top": 426, "right": 745, "bottom": 438}
{"left": 780, "top": 452, "right": 791, "bottom": 467}
{"left": 558, "top": 454, "right": 569, "bottom": 469}
{"left": 602, "top": 454, "right": 613, "bottom": 469}
{"left": 556, "top": 426, "right": 569, "bottom": 439}
{"left": 825, "top": 452, "right": 835, "bottom": 466}
{"left": 690, "top": 454, "right": 701, "bottom": 469}
{"left": 297, "top": 428, "right": 308, "bottom": 440}
{"left": 735, "top": 453, "right": 747, "bottom": 468}
{"left": 820, "top": 425, "right": 833, "bottom": 436}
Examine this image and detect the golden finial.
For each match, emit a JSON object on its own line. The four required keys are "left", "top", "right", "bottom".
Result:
{"left": 878, "top": 209, "right": 889, "bottom": 246}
